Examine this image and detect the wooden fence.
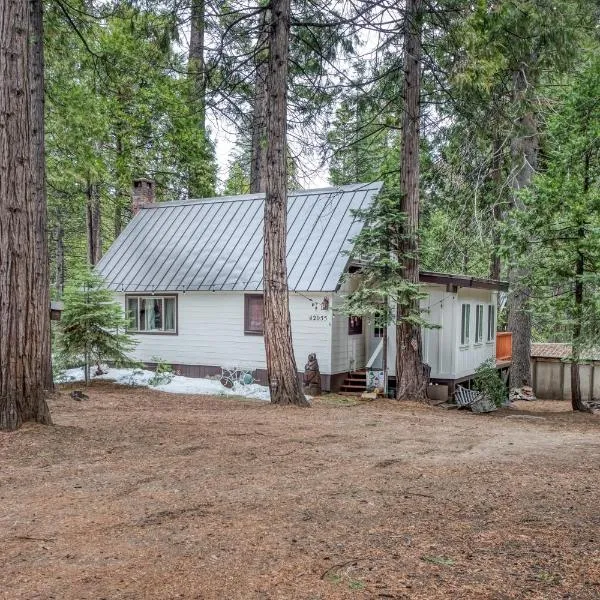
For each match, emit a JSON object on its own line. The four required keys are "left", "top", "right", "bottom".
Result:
{"left": 532, "top": 357, "right": 600, "bottom": 401}
{"left": 496, "top": 332, "right": 512, "bottom": 362}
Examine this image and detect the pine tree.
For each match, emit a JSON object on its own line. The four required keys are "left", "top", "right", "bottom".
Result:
{"left": 59, "top": 267, "right": 137, "bottom": 384}
{"left": 507, "top": 52, "right": 600, "bottom": 411}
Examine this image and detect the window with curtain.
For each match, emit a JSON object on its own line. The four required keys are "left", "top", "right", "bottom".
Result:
{"left": 348, "top": 315, "right": 363, "bottom": 335}
{"left": 126, "top": 295, "right": 177, "bottom": 333}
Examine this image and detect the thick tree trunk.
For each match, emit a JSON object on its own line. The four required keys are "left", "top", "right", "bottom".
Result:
{"left": 0, "top": 0, "right": 52, "bottom": 430}
{"left": 31, "top": 0, "right": 53, "bottom": 391}
{"left": 250, "top": 8, "right": 270, "bottom": 193}
{"left": 86, "top": 178, "right": 102, "bottom": 265}
{"left": 263, "top": 0, "right": 308, "bottom": 406}
{"left": 396, "top": 0, "right": 425, "bottom": 401}
{"left": 507, "top": 65, "right": 538, "bottom": 387}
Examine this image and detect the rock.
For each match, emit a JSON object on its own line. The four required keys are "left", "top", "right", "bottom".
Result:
{"left": 70, "top": 390, "right": 89, "bottom": 401}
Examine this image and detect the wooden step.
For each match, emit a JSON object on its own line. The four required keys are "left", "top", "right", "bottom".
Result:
{"left": 340, "top": 384, "right": 367, "bottom": 392}
{"left": 347, "top": 373, "right": 366, "bottom": 379}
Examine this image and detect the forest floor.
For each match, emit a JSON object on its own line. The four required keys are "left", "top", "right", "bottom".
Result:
{"left": 2, "top": 383, "right": 600, "bottom": 600}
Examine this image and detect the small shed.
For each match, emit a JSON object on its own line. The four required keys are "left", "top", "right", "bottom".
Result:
{"left": 531, "top": 343, "right": 600, "bottom": 401}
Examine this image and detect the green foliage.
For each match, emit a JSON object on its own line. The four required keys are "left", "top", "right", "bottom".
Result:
{"left": 473, "top": 359, "right": 508, "bottom": 407}
{"left": 45, "top": 2, "right": 216, "bottom": 288}
{"left": 339, "top": 188, "right": 429, "bottom": 328}
{"left": 149, "top": 357, "right": 174, "bottom": 386}
{"left": 58, "top": 266, "right": 137, "bottom": 383}
{"left": 504, "top": 51, "right": 600, "bottom": 349}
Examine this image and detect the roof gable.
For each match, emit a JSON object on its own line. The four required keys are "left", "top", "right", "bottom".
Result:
{"left": 97, "top": 182, "right": 383, "bottom": 293}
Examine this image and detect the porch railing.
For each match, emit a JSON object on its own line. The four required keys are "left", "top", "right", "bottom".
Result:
{"left": 366, "top": 339, "right": 384, "bottom": 369}
{"left": 496, "top": 331, "right": 512, "bottom": 361}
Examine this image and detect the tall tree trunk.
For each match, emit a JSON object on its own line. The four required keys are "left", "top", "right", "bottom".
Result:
{"left": 263, "top": 0, "right": 308, "bottom": 406}
{"left": 250, "top": 8, "right": 270, "bottom": 193}
{"left": 31, "top": 0, "right": 53, "bottom": 391}
{"left": 572, "top": 152, "right": 591, "bottom": 412}
{"left": 189, "top": 0, "right": 206, "bottom": 133}
{"left": 55, "top": 222, "right": 65, "bottom": 296}
{"left": 114, "top": 132, "right": 124, "bottom": 238}
{"left": 396, "top": 0, "right": 425, "bottom": 401}
{"left": 507, "top": 65, "right": 537, "bottom": 388}
{"left": 86, "top": 178, "right": 102, "bottom": 265}
{"left": 188, "top": 0, "right": 207, "bottom": 197}
{"left": 489, "top": 137, "right": 502, "bottom": 280}
{"left": 571, "top": 227, "right": 586, "bottom": 411}
{"left": 0, "top": 0, "right": 52, "bottom": 430}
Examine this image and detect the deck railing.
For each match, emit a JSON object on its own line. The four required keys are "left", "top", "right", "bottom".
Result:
{"left": 496, "top": 331, "right": 512, "bottom": 361}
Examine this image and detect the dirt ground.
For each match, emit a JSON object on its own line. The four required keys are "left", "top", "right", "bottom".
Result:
{"left": 1, "top": 384, "right": 600, "bottom": 600}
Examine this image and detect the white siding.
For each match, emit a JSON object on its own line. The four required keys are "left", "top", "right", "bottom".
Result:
{"left": 330, "top": 278, "right": 367, "bottom": 373}
{"left": 117, "top": 291, "right": 333, "bottom": 373}
{"left": 453, "top": 288, "right": 497, "bottom": 379}
{"left": 387, "top": 285, "right": 497, "bottom": 380}
{"left": 421, "top": 286, "right": 457, "bottom": 378}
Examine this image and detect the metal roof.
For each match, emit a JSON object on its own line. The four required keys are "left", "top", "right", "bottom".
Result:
{"left": 96, "top": 182, "right": 383, "bottom": 293}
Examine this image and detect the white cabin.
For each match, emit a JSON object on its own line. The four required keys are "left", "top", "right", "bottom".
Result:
{"left": 97, "top": 181, "right": 508, "bottom": 394}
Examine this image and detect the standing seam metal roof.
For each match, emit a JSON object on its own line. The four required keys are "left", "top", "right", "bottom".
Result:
{"left": 96, "top": 182, "right": 383, "bottom": 292}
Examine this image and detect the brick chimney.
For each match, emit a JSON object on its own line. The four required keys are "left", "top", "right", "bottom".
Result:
{"left": 132, "top": 178, "right": 155, "bottom": 215}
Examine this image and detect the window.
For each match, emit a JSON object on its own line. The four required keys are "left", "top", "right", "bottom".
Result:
{"left": 245, "top": 294, "right": 264, "bottom": 335}
{"left": 475, "top": 304, "right": 484, "bottom": 344}
{"left": 487, "top": 305, "right": 496, "bottom": 342}
{"left": 374, "top": 326, "right": 385, "bottom": 337}
{"left": 348, "top": 315, "right": 363, "bottom": 335}
{"left": 460, "top": 303, "right": 470, "bottom": 345}
{"left": 126, "top": 295, "right": 177, "bottom": 333}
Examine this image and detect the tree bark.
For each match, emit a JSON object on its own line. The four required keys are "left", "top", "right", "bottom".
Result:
{"left": 30, "top": 0, "right": 52, "bottom": 391}
{"left": 262, "top": 0, "right": 308, "bottom": 406}
{"left": 86, "top": 178, "right": 102, "bottom": 265}
{"left": 571, "top": 232, "right": 586, "bottom": 411}
{"left": 189, "top": 0, "right": 206, "bottom": 134}
{"left": 572, "top": 152, "right": 591, "bottom": 412}
{"left": 55, "top": 222, "right": 65, "bottom": 296}
{"left": 0, "top": 0, "right": 52, "bottom": 430}
{"left": 188, "top": 0, "right": 207, "bottom": 197}
{"left": 507, "top": 65, "right": 538, "bottom": 388}
{"left": 114, "top": 132, "right": 125, "bottom": 238}
{"left": 396, "top": 0, "right": 425, "bottom": 401}
{"left": 489, "top": 137, "right": 502, "bottom": 280}
{"left": 250, "top": 8, "right": 270, "bottom": 193}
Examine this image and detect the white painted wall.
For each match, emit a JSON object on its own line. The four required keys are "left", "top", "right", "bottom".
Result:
{"left": 453, "top": 288, "right": 498, "bottom": 379}
{"left": 387, "top": 285, "right": 497, "bottom": 380}
{"left": 330, "top": 276, "right": 366, "bottom": 373}
{"left": 117, "top": 283, "right": 497, "bottom": 383}
{"left": 116, "top": 291, "right": 333, "bottom": 373}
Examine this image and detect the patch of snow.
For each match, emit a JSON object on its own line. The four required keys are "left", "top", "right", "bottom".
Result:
{"left": 55, "top": 366, "right": 271, "bottom": 402}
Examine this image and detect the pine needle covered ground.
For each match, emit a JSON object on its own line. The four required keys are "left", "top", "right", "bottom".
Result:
{"left": 1, "top": 383, "right": 599, "bottom": 599}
